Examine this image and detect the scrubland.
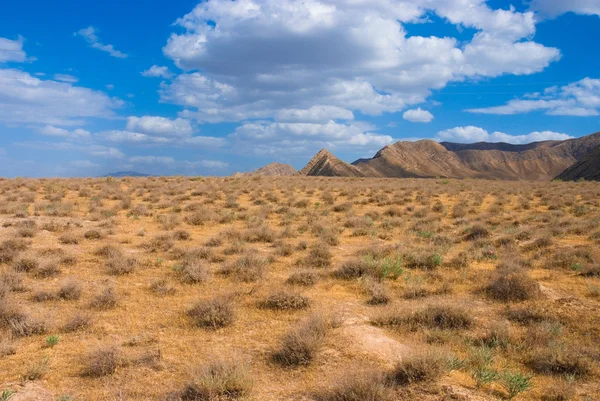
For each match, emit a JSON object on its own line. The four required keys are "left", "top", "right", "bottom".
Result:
{"left": 0, "top": 176, "right": 599, "bottom": 401}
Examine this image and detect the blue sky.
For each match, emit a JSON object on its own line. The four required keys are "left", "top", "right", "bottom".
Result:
{"left": 0, "top": 0, "right": 599, "bottom": 177}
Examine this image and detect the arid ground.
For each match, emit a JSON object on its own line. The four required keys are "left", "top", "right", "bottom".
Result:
{"left": 1, "top": 176, "right": 599, "bottom": 401}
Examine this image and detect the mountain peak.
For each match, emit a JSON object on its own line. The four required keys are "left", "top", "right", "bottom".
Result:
{"left": 300, "top": 148, "right": 363, "bottom": 177}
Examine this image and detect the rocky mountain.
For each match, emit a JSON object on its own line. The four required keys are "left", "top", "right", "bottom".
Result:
{"left": 299, "top": 149, "right": 364, "bottom": 177}
{"left": 298, "top": 131, "right": 600, "bottom": 181}
{"left": 248, "top": 162, "right": 297, "bottom": 176}
{"left": 555, "top": 144, "right": 600, "bottom": 181}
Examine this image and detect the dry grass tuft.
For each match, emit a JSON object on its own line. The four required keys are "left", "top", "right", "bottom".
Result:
{"left": 178, "top": 359, "right": 251, "bottom": 401}
{"left": 315, "top": 371, "right": 394, "bottom": 401}
{"left": 260, "top": 290, "right": 310, "bottom": 311}
{"left": 390, "top": 353, "right": 446, "bottom": 385}
{"left": 485, "top": 271, "right": 540, "bottom": 302}
{"left": 272, "top": 313, "right": 330, "bottom": 367}
{"left": 80, "top": 345, "right": 120, "bottom": 377}
{"left": 187, "top": 297, "right": 235, "bottom": 329}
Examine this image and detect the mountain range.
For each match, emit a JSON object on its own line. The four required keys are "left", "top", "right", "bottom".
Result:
{"left": 244, "top": 131, "right": 600, "bottom": 181}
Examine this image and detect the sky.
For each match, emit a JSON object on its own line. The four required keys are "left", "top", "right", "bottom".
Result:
{"left": 0, "top": 0, "right": 599, "bottom": 177}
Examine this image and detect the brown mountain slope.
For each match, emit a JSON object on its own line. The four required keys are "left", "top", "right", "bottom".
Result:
{"left": 347, "top": 132, "right": 600, "bottom": 181}
{"left": 251, "top": 162, "right": 297, "bottom": 176}
{"left": 556, "top": 145, "right": 600, "bottom": 181}
{"left": 300, "top": 149, "right": 364, "bottom": 177}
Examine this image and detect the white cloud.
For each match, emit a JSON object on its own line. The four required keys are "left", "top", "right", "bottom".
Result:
{"left": 126, "top": 116, "right": 193, "bottom": 137}
{"left": 40, "top": 125, "right": 90, "bottom": 139}
{"left": 98, "top": 129, "right": 227, "bottom": 148}
{"left": 160, "top": 0, "right": 559, "bottom": 124}
{"left": 275, "top": 106, "right": 354, "bottom": 123}
{"left": 54, "top": 74, "right": 78, "bottom": 83}
{"left": 106, "top": 84, "right": 114, "bottom": 90}
{"left": 71, "top": 160, "right": 99, "bottom": 168}
{"left": 403, "top": 107, "right": 434, "bottom": 123}
{"left": 75, "top": 27, "right": 128, "bottom": 58}
{"left": 436, "top": 126, "right": 573, "bottom": 144}
{"left": 130, "top": 156, "right": 175, "bottom": 165}
{"left": 0, "top": 68, "right": 123, "bottom": 126}
{"left": 141, "top": 65, "right": 173, "bottom": 78}
{"left": 467, "top": 78, "right": 600, "bottom": 116}
{"left": 0, "top": 36, "right": 26, "bottom": 63}
{"left": 229, "top": 120, "right": 393, "bottom": 155}
{"left": 529, "top": 0, "right": 600, "bottom": 18}
{"left": 89, "top": 146, "right": 125, "bottom": 159}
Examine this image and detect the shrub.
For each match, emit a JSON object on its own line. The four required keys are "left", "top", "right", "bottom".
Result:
{"left": 390, "top": 353, "right": 446, "bottom": 385}
{"left": 260, "top": 291, "right": 310, "bottom": 311}
{"left": 272, "top": 314, "right": 329, "bottom": 367}
{"left": 106, "top": 256, "right": 136, "bottom": 276}
{"left": 178, "top": 262, "right": 208, "bottom": 284}
{"left": 220, "top": 254, "right": 266, "bottom": 282}
{"left": 34, "top": 261, "right": 61, "bottom": 278}
{"left": 315, "top": 371, "right": 393, "bottom": 401}
{"left": 405, "top": 251, "right": 442, "bottom": 270}
{"left": 58, "top": 232, "right": 79, "bottom": 245}
{"left": 174, "top": 230, "right": 191, "bottom": 241}
{"left": 12, "top": 257, "right": 39, "bottom": 273}
{"left": 297, "top": 242, "right": 332, "bottom": 268}
{"left": 150, "top": 279, "right": 176, "bottom": 296}
{"left": 90, "top": 286, "right": 118, "bottom": 310}
{"left": 187, "top": 297, "right": 234, "bottom": 329}
{"left": 32, "top": 291, "right": 56, "bottom": 302}
{"left": 465, "top": 225, "right": 490, "bottom": 241}
{"left": 62, "top": 313, "right": 92, "bottom": 333}
{"left": 527, "top": 348, "right": 590, "bottom": 377}
{"left": 81, "top": 346, "right": 120, "bottom": 377}
{"left": 286, "top": 271, "right": 318, "bottom": 287}
{"left": 485, "top": 272, "right": 540, "bottom": 302}
{"left": 94, "top": 245, "right": 122, "bottom": 259}
{"left": 501, "top": 370, "right": 532, "bottom": 399}
{"left": 364, "top": 279, "right": 390, "bottom": 305}
{"left": 179, "top": 359, "right": 251, "bottom": 401}
{"left": 84, "top": 230, "right": 103, "bottom": 240}
{"left": 373, "top": 305, "right": 473, "bottom": 331}
{"left": 58, "top": 279, "right": 82, "bottom": 300}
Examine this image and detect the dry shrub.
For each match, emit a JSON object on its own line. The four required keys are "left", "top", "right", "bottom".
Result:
{"left": 540, "top": 381, "right": 575, "bottom": 401}
{"left": 184, "top": 209, "right": 214, "bottom": 226}
{"left": 35, "top": 261, "right": 61, "bottom": 278}
{"left": 527, "top": 347, "right": 591, "bottom": 377}
{"left": 81, "top": 345, "right": 120, "bottom": 377}
{"left": 297, "top": 242, "right": 332, "bottom": 268}
{"left": 187, "top": 297, "right": 234, "bottom": 329}
{"left": 316, "top": 371, "right": 393, "bottom": 401}
{"left": 404, "top": 250, "right": 442, "bottom": 270}
{"left": 13, "top": 257, "right": 39, "bottom": 273}
{"left": 580, "top": 265, "right": 600, "bottom": 277}
{"left": 59, "top": 232, "right": 79, "bottom": 245}
{"left": 272, "top": 313, "right": 330, "bottom": 367}
{"left": 485, "top": 271, "right": 540, "bottom": 302}
{"left": 58, "top": 279, "right": 82, "bottom": 300}
{"left": 90, "top": 286, "right": 118, "bottom": 310}
{"left": 505, "top": 307, "right": 554, "bottom": 325}
{"left": 143, "top": 234, "right": 174, "bottom": 253}
{"left": 334, "top": 258, "right": 374, "bottom": 279}
{"left": 220, "top": 254, "right": 266, "bottom": 282}
{"left": 464, "top": 224, "right": 490, "bottom": 241}
{"left": 364, "top": 279, "right": 390, "bottom": 305}
{"left": 94, "top": 244, "right": 123, "bottom": 259}
{"left": 286, "top": 271, "right": 318, "bottom": 287}
{"left": 179, "top": 359, "right": 251, "bottom": 401}
{"left": 260, "top": 290, "right": 310, "bottom": 311}
{"left": 373, "top": 305, "right": 473, "bottom": 331}
{"left": 150, "top": 279, "right": 176, "bottom": 296}
{"left": 32, "top": 291, "right": 56, "bottom": 302}
{"left": 0, "top": 298, "right": 46, "bottom": 337}
{"left": 84, "top": 229, "right": 103, "bottom": 240}
{"left": 0, "top": 331, "right": 16, "bottom": 357}
{"left": 62, "top": 313, "right": 92, "bottom": 333}
{"left": 0, "top": 271, "right": 24, "bottom": 292}
{"left": 106, "top": 256, "right": 136, "bottom": 276}
{"left": 242, "top": 225, "right": 276, "bottom": 243}
{"left": 174, "top": 230, "right": 191, "bottom": 241}
{"left": 179, "top": 262, "right": 208, "bottom": 284}
{"left": 390, "top": 353, "right": 446, "bottom": 385}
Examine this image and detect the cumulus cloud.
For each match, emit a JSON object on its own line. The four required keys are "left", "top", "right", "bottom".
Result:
{"left": 141, "top": 65, "right": 173, "bottom": 78}
{"left": 403, "top": 108, "right": 434, "bottom": 123}
{"left": 529, "top": 0, "right": 600, "bottom": 18}
{"left": 467, "top": 78, "right": 600, "bottom": 116}
{"left": 126, "top": 116, "right": 193, "bottom": 137}
{"left": 0, "top": 36, "right": 26, "bottom": 63}
{"left": 40, "top": 125, "right": 90, "bottom": 139}
{"left": 436, "top": 126, "right": 573, "bottom": 144}
{"left": 159, "top": 0, "right": 560, "bottom": 124}
{"left": 75, "top": 27, "right": 128, "bottom": 58}
{"left": 0, "top": 69, "right": 123, "bottom": 126}
{"left": 229, "top": 121, "right": 393, "bottom": 155}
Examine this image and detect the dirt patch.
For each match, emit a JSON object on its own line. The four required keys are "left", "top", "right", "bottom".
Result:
{"left": 0, "top": 382, "right": 54, "bottom": 401}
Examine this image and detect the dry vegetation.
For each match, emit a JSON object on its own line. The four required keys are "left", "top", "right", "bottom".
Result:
{"left": 0, "top": 176, "right": 599, "bottom": 400}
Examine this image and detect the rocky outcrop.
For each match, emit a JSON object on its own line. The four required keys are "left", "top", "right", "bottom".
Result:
{"left": 299, "top": 149, "right": 364, "bottom": 177}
